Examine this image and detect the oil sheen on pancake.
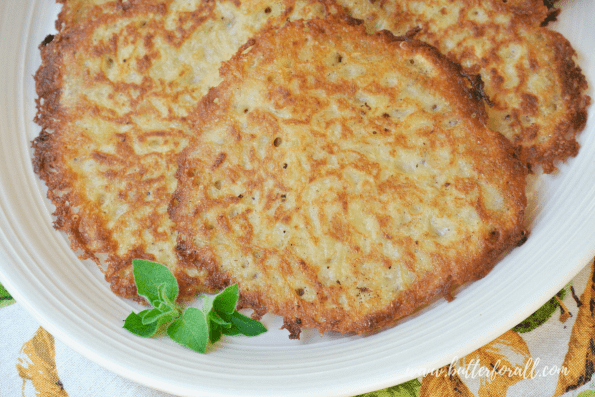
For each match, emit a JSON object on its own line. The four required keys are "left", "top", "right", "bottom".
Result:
{"left": 337, "top": 0, "right": 590, "bottom": 173}
{"left": 32, "top": 0, "right": 339, "bottom": 300}
{"left": 170, "top": 17, "right": 528, "bottom": 337}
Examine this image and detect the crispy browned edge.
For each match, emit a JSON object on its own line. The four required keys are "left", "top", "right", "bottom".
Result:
{"left": 521, "top": 28, "right": 590, "bottom": 173}
{"left": 170, "top": 15, "right": 528, "bottom": 337}
{"left": 473, "top": 2, "right": 590, "bottom": 173}
{"left": 468, "top": 1, "right": 590, "bottom": 174}
{"left": 505, "top": 0, "right": 590, "bottom": 173}
{"left": 31, "top": 0, "right": 344, "bottom": 302}
{"left": 32, "top": 1, "right": 192, "bottom": 301}
{"left": 333, "top": 0, "right": 590, "bottom": 174}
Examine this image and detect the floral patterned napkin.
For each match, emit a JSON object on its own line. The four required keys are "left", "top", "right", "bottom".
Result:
{"left": 3, "top": 260, "right": 595, "bottom": 397}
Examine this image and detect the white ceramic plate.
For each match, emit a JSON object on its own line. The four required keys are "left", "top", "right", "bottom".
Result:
{"left": 1, "top": 1, "right": 594, "bottom": 396}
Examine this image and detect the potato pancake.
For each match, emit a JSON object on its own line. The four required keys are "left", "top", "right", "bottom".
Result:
{"left": 32, "top": 0, "right": 339, "bottom": 300}
{"left": 337, "top": 0, "right": 590, "bottom": 173}
{"left": 53, "top": 0, "right": 115, "bottom": 30}
{"left": 170, "top": 17, "right": 528, "bottom": 336}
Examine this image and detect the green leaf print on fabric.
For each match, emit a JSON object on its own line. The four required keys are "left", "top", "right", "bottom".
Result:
{"left": 577, "top": 390, "right": 595, "bottom": 397}
{"left": 513, "top": 287, "right": 567, "bottom": 333}
{"left": 0, "top": 283, "right": 14, "bottom": 308}
{"left": 355, "top": 378, "right": 421, "bottom": 397}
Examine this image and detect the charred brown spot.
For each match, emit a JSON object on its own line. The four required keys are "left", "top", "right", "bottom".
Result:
{"left": 281, "top": 318, "right": 302, "bottom": 339}
{"left": 212, "top": 152, "right": 227, "bottom": 169}
{"left": 516, "top": 229, "right": 529, "bottom": 246}
{"left": 40, "top": 34, "right": 55, "bottom": 47}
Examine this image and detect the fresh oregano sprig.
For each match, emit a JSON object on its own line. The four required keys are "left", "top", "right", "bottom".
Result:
{"left": 123, "top": 259, "right": 267, "bottom": 353}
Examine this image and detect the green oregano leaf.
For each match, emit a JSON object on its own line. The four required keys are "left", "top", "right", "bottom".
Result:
{"left": 124, "top": 259, "right": 267, "bottom": 353}
{"left": 226, "top": 311, "right": 267, "bottom": 337}
{"left": 132, "top": 259, "right": 179, "bottom": 307}
{"left": 213, "top": 284, "right": 239, "bottom": 314}
{"left": 209, "top": 324, "right": 223, "bottom": 344}
{"left": 141, "top": 308, "right": 163, "bottom": 325}
{"left": 221, "top": 324, "right": 242, "bottom": 337}
{"left": 142, "top": 307, "right": 177, "bottom": 326}
{"left": 157, "top": 283, "right": 177, "bottom": 311}
{"left": 209, "top": 310, "right": 232, "bottom": 328}
{"left": 124, "top": 310, "right": 160, "bottom": 337}
{"left": 167, "top": 307, "right": 209, "bottom": 353}
{"left": 202, "top": 284, "right": 238, "bottom": 318}
{"left": 157, "top": 301, "right": 172, "bottom": 314}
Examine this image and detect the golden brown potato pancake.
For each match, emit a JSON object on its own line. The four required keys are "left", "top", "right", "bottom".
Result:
{"left": 337, "top": 0, "right": 590, "bottom": 173}
{"left": 53, "top": 0, "right": 115, "bottom": 30}
{"left": 170, "top": 17, "right": 528, "bottom": 336}
{"left": 32, "top": 0, "right": 340, "bottom": 300}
